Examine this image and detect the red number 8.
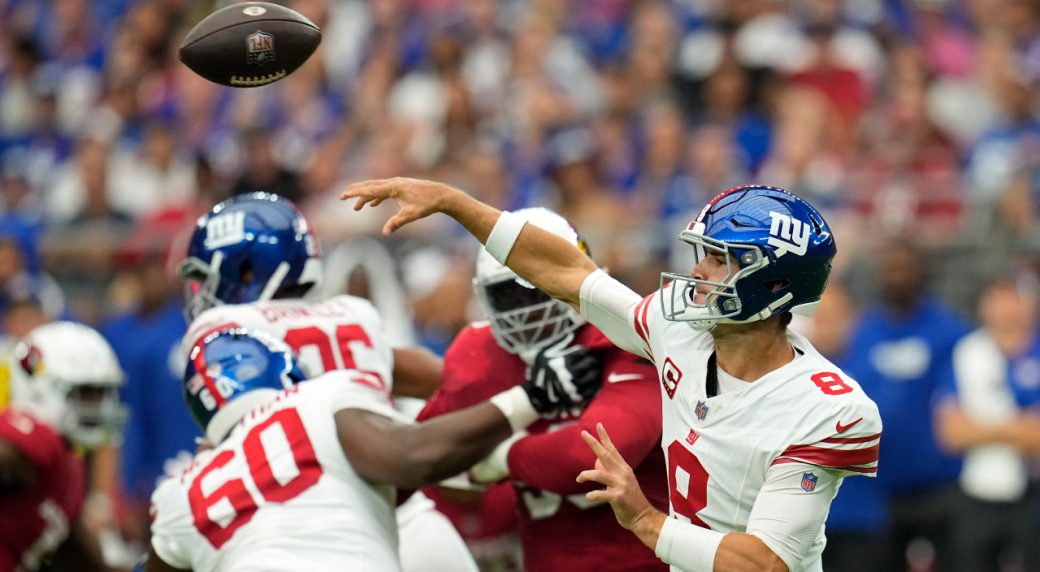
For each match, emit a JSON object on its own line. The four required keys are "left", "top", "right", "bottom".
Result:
{"left": 667, "top": 441, "right": 710, "bottom": 528}
{"left": 811, "top": 372, "right": 853, "bottom": 395}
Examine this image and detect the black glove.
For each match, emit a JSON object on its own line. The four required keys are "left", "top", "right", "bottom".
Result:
{"left": 521, "top": 332, "right": 603, "bottom": 417}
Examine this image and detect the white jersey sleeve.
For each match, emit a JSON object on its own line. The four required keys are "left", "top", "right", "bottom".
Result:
{"left": 578, "top": 269, "right": 653, "bottom": 360}
{"left": 746, "top": 463, "right": 842, "bottom": 571}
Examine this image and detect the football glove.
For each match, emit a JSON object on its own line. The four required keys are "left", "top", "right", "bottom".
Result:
{"left": 521, "top": 332, "right": 603, "bottom": 417}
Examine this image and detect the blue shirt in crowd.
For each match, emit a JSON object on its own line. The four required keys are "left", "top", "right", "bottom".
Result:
{"left": 843, "top": 296, "right": 969, "bottom": 496}
{"left": 101, "top": 299, "right": 199, "bottom": 502}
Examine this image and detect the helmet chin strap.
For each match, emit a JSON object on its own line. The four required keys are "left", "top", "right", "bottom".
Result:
{"left": 259, "top": 262, "right": 291, "bottom": 301}
{"left": 684, "top": 292, "right": 795, "bottom": 331}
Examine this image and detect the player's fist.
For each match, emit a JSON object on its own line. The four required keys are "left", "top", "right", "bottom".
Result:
{"left": 521, "top": 333, "right": 603, "bottom": 417}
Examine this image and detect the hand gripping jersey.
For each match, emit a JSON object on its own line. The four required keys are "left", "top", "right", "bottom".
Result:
{"left": 582, "top": 274, "right": 882, "bottom": 571}
{"left": 185, "top": 295, "right": 395, "bottom": 393}
{"left": 420, "top": 323, "right": 669, "bottom": 571}
{"left": 150, "top": 372, "right": 409, "bottom": 572}
{"left": 0, "top": 409, "right": 85, "bottom": 572}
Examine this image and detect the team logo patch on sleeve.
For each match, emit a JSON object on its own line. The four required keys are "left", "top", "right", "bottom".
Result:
{"left": 801, "top": 472, "right": 818, "bottom": 492}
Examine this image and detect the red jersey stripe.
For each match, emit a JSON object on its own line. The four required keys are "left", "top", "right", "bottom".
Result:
{"left": 772, "top": 457, "right": 878, "bottom": 474}
{"left": 821, "top": 433, "right": 882, "bottom": 445}
{"left": 633, "top": 297, "right": 651, "bottom": 344}
{"left": 774, "top": 443, "right": 880, "bottom": 467}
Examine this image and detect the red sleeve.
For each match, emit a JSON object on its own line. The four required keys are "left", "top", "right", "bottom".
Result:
{"left": 506, "top": 353, "right": 661, "bottom": 495}
{"left": 417, "top": 325, "right": 519, "bottom": 422}
{"left": 0, "top": 409, "right": 63, "bottom": 470}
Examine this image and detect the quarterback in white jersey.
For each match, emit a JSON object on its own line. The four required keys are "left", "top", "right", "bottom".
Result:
{"left": 147, "top": 328, "right": 589, "bottom": 572}
{"left": 341, "top": 179, "right": 883, "bottom": 572}
{"left": 178, "top": 193, "right": 469, "bottom": 571}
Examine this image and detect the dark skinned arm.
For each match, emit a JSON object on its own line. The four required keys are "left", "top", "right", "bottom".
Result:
{"left": 144, "top": 544, "right": 190, "bottom": 572}
{"left": 390, "top": 347, "right": 443, "bottom": 399}
{"left": 336, "top": 399, "right": 515, "bottom": 490}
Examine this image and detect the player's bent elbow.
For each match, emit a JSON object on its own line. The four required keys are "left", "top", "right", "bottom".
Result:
{"left": 715, "top": 533, "right": 789, "bottom": 572}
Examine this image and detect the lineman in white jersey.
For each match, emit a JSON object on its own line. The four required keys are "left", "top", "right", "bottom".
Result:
{"left": 178, "top": 192, "right": 469, "bottom": 571}
{"left": 341, "top": 179, "right": 883, "bottom": 572}
{"left": 147, "top": 328, "right": 591, "bottom": 572}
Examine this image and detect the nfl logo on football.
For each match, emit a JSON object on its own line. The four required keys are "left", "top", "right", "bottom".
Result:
{"left": 247, "top": 30, "right": 274, "bottom": 65}
{"left": 801, "top": 472, "right": 818, "bottom": 493}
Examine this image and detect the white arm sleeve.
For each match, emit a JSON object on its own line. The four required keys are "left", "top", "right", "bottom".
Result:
{"left": 746, "top": 462, "right": 841, "bottom": 571}
{"left": 578, "top": 269, "right": 652, "bottom": 360}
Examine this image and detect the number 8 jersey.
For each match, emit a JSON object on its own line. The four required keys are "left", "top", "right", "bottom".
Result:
{"left": 149, "top": 372, "right": 409, "bottom": 571}
{"left": 581, "top": 274, "right": 883, "bottom": 572}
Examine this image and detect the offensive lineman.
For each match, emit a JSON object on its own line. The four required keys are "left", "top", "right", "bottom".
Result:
{"left": 178, "top": 192, "right": 472, "bottom": 571}
{"left": 145, "top": 327, "right": 588, "bottom": 571}
{"left": 341, "top": 178, "right": 883, "bottom": 572}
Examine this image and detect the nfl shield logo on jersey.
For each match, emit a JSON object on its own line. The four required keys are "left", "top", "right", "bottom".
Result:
{"left": 695, "top": 400, "right": 709, "bottom": 420}
{"left": 801, "top": 472, "right": 818, "bottom": 492}
{"left": 246, "top": 30, "right": 275, "bottom": 65}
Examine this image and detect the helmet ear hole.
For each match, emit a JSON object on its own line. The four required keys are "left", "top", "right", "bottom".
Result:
{"left": 240, "top": 260, "right": 255, "bottom": 284}
{"left": 764, "top": 279, "right": 791, "bottom": 293}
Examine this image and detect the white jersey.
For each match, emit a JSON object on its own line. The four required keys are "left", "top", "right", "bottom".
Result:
{"left": 150, "top": 372, "right": 409, "bottom": 572}
{"left": 581, "top": 271, "right": 882, "bottom": 571}
{"left": 185, "top": 295, "right": 395, "bottom": 392}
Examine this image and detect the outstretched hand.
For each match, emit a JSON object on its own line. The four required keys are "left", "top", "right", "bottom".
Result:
{"left": 577, "top": 423, "right": 664, "bottom": 538}
{"left": 340, "top": 177, "right": 464, "bottom": 236}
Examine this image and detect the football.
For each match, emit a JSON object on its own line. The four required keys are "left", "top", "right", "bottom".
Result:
{"left": 178, "top": 2, "right": 321, "bottom": 88}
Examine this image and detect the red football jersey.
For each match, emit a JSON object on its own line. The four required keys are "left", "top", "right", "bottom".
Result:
{"left": 420, "top": 324, "right": 668, "bottom": 571}
{"left": 0, "top": 409, "right": 85, "bottom": 572}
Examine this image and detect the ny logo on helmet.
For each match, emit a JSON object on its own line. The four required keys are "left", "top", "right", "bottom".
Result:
{"left": 204, "top": 211, "right": 246, "bottom": 250}
{"left": 767, "top": 211, "right": 810, "bottom": 258}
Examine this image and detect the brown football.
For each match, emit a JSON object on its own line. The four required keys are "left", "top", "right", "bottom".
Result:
{"left": 178, "top": 2, "right": 321, "bottom": 88}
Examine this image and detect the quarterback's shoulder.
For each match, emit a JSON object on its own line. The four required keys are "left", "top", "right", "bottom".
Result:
{"left": 773, "top": 366, "right": 881, "bottom": 476}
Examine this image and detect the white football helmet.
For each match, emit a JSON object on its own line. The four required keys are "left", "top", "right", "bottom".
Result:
{"left": 8, "top": 321, "right": 127, "bottom": 448}
{"left": 474, "top": 208, "right": 586, "bottom": 361}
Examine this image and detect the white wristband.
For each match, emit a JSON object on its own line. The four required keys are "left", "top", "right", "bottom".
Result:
{"left": 485, "top": 211, "right": 527, "bottom": 265}
{"left": 469, "top": 430, "right": 526, "bottom": 483}
{"left": 488, "top": 386, "right": 539, "bottom": 432}
{"left": 655, "top": 516, "right": 723, "bottom": 571}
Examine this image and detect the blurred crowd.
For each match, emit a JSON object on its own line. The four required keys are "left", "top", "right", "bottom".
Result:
{"left": 1, "top": 0, "right": 1040, "bottom": 570}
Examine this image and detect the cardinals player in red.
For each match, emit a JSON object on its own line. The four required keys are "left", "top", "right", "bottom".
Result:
{"left": 0, "top": 322, "right": 127, "bottom": 572}
{"left": 419, "top": 208, "right": 668, "bottom": 571}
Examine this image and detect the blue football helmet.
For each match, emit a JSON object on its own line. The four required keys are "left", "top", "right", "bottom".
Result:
{"left": 183, "top": 327, "right": 306, "bottom": 443}
{"left": 179, "top": 192, "right": 323, "bottom": 320}
{"left": 661, "top": 185, "right": 836, "bottom": 330}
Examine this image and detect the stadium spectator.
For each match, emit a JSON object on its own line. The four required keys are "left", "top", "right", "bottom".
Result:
{"left": 100, "top": 210, "right": 199, "bottom": 548}
{"left": 843, "top": 239, "right": 969, "bottom": 571}
{"left": 342, "top": 178, "right": 882, "bottom": 571}
{"left": 936, "top": 277, "right": 1040, "bottom": 572}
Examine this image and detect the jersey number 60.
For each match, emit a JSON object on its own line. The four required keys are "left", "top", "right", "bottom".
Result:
{"left": 187, "top": 408, "right": 323, "bottom": 548}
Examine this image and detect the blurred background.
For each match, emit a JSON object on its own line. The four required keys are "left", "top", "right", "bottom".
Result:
{"left": 1, "top": 0, "right": 1039, "bottom": 570}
